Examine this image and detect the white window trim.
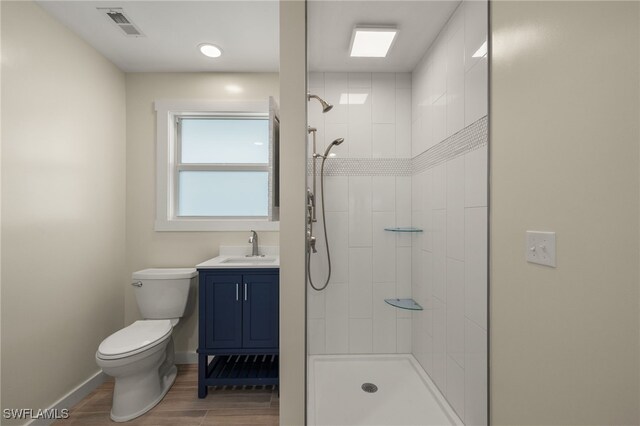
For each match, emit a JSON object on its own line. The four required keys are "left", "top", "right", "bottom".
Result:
{"left": 154, "top": 100, "right": 279, "bottom": 231}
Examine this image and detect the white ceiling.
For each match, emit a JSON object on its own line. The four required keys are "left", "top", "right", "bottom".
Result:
{"left": 36, "top": 1, "right": 280, "bottom": 72}
{"left": 308, "top": 0, "right": 460, "bottom": 72}
{"left": 37, "top": 0, "right": 460, "bottom": 73}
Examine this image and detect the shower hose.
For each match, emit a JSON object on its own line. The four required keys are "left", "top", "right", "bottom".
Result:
{"left": 307, "top": 154, "right": 332, "bottom": 291}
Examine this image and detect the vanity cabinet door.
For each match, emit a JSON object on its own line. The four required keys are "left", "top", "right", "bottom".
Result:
{"left": 242, "top": 274, "right": 279, "bottom": 348}
{"left": 204, "top": 274, "right": 243, "bottom": 349}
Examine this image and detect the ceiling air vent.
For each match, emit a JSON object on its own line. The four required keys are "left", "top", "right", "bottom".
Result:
{"left": 98, "top": 8, "right": 145, "bottom": 37}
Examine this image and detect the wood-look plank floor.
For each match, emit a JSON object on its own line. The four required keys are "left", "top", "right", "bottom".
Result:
{"left": 54, "top": 365, "right": 279, "bottom": 426}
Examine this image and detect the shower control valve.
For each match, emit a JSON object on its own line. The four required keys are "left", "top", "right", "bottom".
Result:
{"left": 307, "top": 232, "right": 318, "bottom": 253}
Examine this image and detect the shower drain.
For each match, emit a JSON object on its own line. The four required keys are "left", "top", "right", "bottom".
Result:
{"left": 361, "top": 383, "right": 378, "bottom": 393}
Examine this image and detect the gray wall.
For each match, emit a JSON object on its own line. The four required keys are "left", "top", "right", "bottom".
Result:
{"left": 490, "top": 1, "right": 640, "bottom": 424}
{"left": 1, "top": 2, "right": 126, "bottom": 422}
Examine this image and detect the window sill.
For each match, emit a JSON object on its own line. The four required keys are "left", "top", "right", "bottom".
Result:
{"left": 155, "top": 219, "right": 279, "bottom": 232}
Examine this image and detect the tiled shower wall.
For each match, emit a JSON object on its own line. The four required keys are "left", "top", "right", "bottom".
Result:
{"left": 307, "top": 72, "right": 413, "bottom": 355}
{"left": 410, "top": 1, "right": 488, "bottom": 425}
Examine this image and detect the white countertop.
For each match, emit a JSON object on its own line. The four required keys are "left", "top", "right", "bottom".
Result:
{"left": 196, "top": 246, "right": 280, "bottom": 269}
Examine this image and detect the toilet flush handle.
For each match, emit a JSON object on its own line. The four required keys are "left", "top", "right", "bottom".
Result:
{"left": 131, "top": 281, "right": 142, "bottom": 287}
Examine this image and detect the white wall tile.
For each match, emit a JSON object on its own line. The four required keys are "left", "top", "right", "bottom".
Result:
{"left": 308, "top": 72, "right": 325, "bottom": 90}
{"left": 432, "top": 94, "right": 447, "bottom": 146}
{"left": 324, "top": 72, "right": 348, "bottom": 124}
{"left": 431, "top": 43, "right": 447, "bottom": 101}
{"left": 397, "top": 318, "right": 412, "bottom": 353}
{"left": 325, "top": 283, "right": 349, "bottom": 354}
{"left": 348, "top": 247, "right": 372, "bottom": 318}
{"left": 323, "top": 176, "right": 349, "bottom": 212}
{"left": 465, "top": 146, "right": 488, "bottom": 207}
{"left": 446, "top": 258, "right": 465, "bottom": 368}
{"left": 465, "top": 319, "right": 488, "bottom": 426}
{"left": 326, "top": 211, "right": 349, "bottom": 284}
{"left": 396, "top": 247, "right": 412, "bottom": 314}
{"left": 396, "top": 88, "right": 412, "bottom": 158}
{"left": 418, "top": 250, "right": 434, "bottom": 312}
{"left": 412, "top": 117, "right": 421, "bottom": 158}
{"left": 464, "top": 0, "right": 488, "bottom": 73}
{"left": 464, "top": 56, "right": 488, "bottom": 126}
{"left": 372, "top": 176, "right": 396, "bottom": 212}
{"left": 414, "top": 327, "right": 433, "bottom": 376}
{"left": 432, "top": 209, "right": 447, "bottom": 302}
{"left": 347, "top": 88, "right": 372, "bottom": 158}
{"left": 432, "top": 297, "right": 447, "bottom": 393}
{"left": 308, "top": 319, "right": 326, "bottom": 355}
{"left": 398, "top": 176, "right": 413, "bottom": 208}
{"left": 349, "top": 318, "right": 373, "bottom": 353}
{"left": 373, "top": 212, "right": 396, "bottom": 283}
{"left": 308, "top": 286, "right": 325, "bottom": 319}
{"left": 395, "top": 72, "right": 412, "bottom": 89}
{"left": 465, "top": 207, "right": 487, "bottom": 329}
{"left": 372, "top": 123, "right": 396, "bottom": 158}
{"left": 373, "top": 282, "right": 397, "bottom": 353}
{"left": 348, "top": 176, "right": 372, "bottom": 247}
{"left": 446, "top": 26, "right": 465, "bottom": 137}
{"left": 446, "top": 355, "right": 465, "bottom": 421}
{"left": 372, "top": 73, "right": 396, "bottom": 123}
{"left": 432, "top": 163, "right": 446, "bottom": 209}
{"left": 396, "top": 177, "right": 412, "bottom": 247}
{"left": 348, "top": 72, "right": 372, "bottom": 89}
{"left": 446, "top": 156, "right": 465, "bottom": 261}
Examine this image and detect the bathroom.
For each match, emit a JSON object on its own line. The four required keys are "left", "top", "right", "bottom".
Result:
{"left": 2, "top": 1, "right": 640, "bottom": 426}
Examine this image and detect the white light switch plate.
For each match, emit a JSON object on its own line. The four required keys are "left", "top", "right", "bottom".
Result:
{"left": 525, "top": 231, "right": 556, "bottom": 267}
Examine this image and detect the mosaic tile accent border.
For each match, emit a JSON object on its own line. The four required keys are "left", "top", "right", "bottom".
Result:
{"left": 412, "top": 116, "right": 488, "bottom": 174}
{"left": 306, "top": 116, "right": 487, "bottom": 176}
{"left": 307, "top": 157, "right": 412, "bottom": 176}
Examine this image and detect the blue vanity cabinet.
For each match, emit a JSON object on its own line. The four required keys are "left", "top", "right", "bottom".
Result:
{"left": 197, "top": 268, "right": 279, "bottom": 398}
{"left": 203, "top": 273, "right": 243, "bottom": 349}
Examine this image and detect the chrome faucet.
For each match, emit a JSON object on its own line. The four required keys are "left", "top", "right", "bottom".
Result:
{"left": 248, "top": 230, "right": 259, "bottom": 257}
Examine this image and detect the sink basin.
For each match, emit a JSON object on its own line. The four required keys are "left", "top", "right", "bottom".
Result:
{"left": 195, "top": 249, "right": 280, "bottom": 269}
{"left": 221, "top": 257, "right": 277, "bottom": 264}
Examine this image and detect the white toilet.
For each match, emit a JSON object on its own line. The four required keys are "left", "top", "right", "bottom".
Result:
{"left": 96, "top": 268, "right": 197, "bottom": 422}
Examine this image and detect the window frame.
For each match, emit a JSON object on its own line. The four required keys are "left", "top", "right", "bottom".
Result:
{"left": 155, "top": 100, "right": 279, "bottom": 231}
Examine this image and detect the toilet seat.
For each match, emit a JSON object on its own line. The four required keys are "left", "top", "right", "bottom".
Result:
{"left": 97, "top": 320, "right": 172, "bottom": 360}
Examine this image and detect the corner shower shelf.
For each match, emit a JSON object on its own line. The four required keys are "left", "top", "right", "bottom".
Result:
{"left": 384, "top": 298, "right": 423, "bottom": 311}
{"left": 384, "top": 227, "right": 423, "bottom": 233}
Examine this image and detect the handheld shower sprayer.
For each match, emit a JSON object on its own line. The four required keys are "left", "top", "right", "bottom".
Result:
{"left": 323, "top": 138, "right": 344, "bottom": 158}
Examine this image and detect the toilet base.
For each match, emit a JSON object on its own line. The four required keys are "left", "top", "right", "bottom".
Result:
{"left": 110, "top": 364, "right": 177, "bottom": 422}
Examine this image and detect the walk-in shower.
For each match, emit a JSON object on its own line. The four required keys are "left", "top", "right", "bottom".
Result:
{"left": 306, "top": 1, "right": 489, "bottom": 425}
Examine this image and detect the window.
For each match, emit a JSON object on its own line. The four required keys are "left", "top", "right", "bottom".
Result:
{"left": 155, "top": 100, "right": 279, "bottom": 231}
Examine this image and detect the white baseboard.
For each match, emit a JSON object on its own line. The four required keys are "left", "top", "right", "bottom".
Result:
{"left": 175, "top": 351, "right": 198, "bottom": 364}
{"left": 26, "top": 370, "right": 106, "bottom": 426}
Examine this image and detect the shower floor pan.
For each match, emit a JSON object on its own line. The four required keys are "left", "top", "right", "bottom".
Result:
{"left": 308, "top": 354, "right": 462, "bottom": 426}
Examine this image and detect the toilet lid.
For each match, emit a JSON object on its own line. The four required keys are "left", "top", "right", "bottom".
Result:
{"left": 97, "top": 320, "right": 172, "bottom": 360}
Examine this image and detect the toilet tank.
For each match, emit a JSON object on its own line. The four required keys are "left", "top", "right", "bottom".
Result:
{"left": 131, "top": 268, "right": 197, "bottom": 320}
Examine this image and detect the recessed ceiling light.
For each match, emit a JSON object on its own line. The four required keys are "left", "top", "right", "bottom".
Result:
{"left": 254, "top": 142, "right": 264, "bottom": 146}
{"left": 199, "top": 43, "right": 222, "bottom": 58}
{"left": 225, "top": 84, "right": 243, "bottom": 93}
{"left": 339, "top": 93, "right": 369, "bottom": 105}
{"left": 350, "top": 26, "right": 397, "bottom": 58}
{"left": 472, "top": 41, "right": 487, "bottom": 58}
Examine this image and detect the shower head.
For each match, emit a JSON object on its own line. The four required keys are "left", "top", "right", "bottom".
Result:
{"left": 308, "top": 93, "right": 333, "bottom": 113}
{"left": 323, "top": 138, "right": 344, "bottom": 158}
